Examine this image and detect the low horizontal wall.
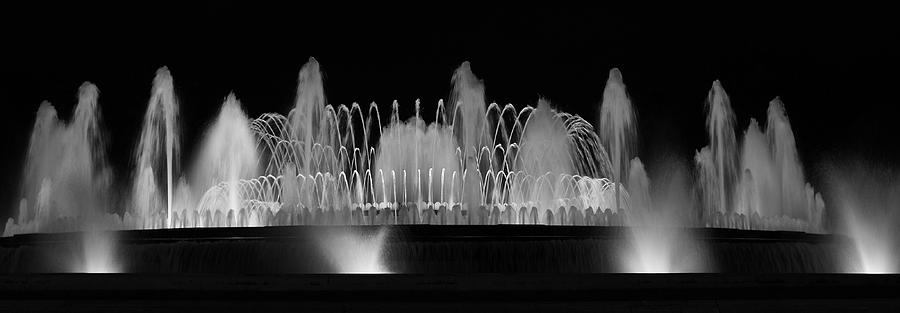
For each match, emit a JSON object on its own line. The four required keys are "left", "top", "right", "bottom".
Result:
{"left": 0, "top": 226, "right": 857, "bottom": 273}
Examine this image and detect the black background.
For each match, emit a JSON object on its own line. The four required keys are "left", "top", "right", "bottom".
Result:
{"left": 0, "top": 2, "right": 897, "bottom": 221}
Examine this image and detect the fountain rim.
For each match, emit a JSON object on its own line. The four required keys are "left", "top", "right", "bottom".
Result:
{"left": 0, "top": 225, "right": 849, "bottom": 247}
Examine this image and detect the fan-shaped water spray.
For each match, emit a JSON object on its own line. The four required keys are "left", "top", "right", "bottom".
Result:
{"left": 826, "top": 163, "right": 899, "bottom": 273}
{"left": 315, "top": 227, "right": 390, "bottom": 273}
{"left": 192, "top": 95, "right": 261, "bottom": 226}
{"left": 620, "top": 158, "right": 708, "bottom": 273}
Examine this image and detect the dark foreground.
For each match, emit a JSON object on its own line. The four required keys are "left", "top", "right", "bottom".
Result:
{"left": 1, "top": 273, "right": 899, "bottom": 312}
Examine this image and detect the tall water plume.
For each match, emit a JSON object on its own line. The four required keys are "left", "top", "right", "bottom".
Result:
{"left": 449, "top": 62, "right": 489, "bottom": 162}
{"left": 595, "top": 70, "right": 707, "bottom": 272}
{"left": 450, "top": 62, "right": 490, "bottom": 209}
{"left": 290, "top": 57, "right": 333, "bottom": 176}
{"left": 737, "top": 119, "right": 770, "bottom": 217}
{"left": 766, "top": 98, "right": 813, "bottom": 221}
{"left": 192, "top": 95, "right": 259, "bottom": 220}
{"left": 599, "top": 68, "right": 636, "bottom": 212}
{"left": 133, "top": 67, "right": 180, "bottom": 228}
{"left": 516, "top": 99, "right": 573, "bottom": 218}
{"left": 696, "top": 81, "right": 738, "bottom": 220}
{"left": 735, "top": 98, "right": 824, "bottom": 231}
{"left": 8, "top": 83, "right": 113, "bottom": 234}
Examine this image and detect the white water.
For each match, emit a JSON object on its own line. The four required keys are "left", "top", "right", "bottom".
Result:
{"left": 2, "top": 60, "right": 826, "bottom": 233}
{"left": 599, "top": 68, "right": 636, "bottom": 212}
{"left": 2, "top": 60, "right": 828, "bottom": 266}
{"left": 621, "top": 158, "right": 708, "bottom": 273}
{"left": 3, "top": 83, "right": 112, "bottom": 235}
{"left": 826, "top": 163, "right": 899, "bottom": 273}
{"left": 696, "top": 83, "right": 824, "bottom": 232}
{"left": 315, "top": 227, "right": 390, "bottom": 273}
{"left": 133, "top": 67, "right": 179, "bottom": 229}
{"left": 5, "top": 60, "right": 615, "bottom": 234}
{"left": 191, "top": 95, "right": 261, "bottom": 226}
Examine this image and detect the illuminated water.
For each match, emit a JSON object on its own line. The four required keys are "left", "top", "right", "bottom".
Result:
{"left": 1, "top": 57, "right": 861, "bottom": 273}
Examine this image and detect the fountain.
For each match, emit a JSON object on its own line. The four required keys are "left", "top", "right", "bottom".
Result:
{"left": 7, "top": 83, "right": 113, "bottom": 234}
{"left": 0, "top": 57, "right": 876, "bottom": 276}
{"left": 696, "top": 83, "right": 825, "bottom": 232}
{"left": 78, "top": 229, "right": 121, "bottom": 273}
{"left": 315, "top": 227, "right": 389, "bottom": 273}
{"left": 2, "top": 58, "right": 627, "bottom": 232}
{"left": 599, "top": 68, "right": 636, "bottom": 213}
{"left": 372, "top": 116, "right": 459, "bottom": 205}
{"left": 191, "top": 94, "right": 261, "bottom": 227}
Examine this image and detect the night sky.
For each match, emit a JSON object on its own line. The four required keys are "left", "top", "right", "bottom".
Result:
{"left": 0, "top": 3, "right": 897, "bottom": 221}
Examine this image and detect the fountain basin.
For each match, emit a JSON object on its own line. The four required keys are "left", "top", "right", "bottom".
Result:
{"left": 0, "top": 226, "right": 854, "bottom": 274}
